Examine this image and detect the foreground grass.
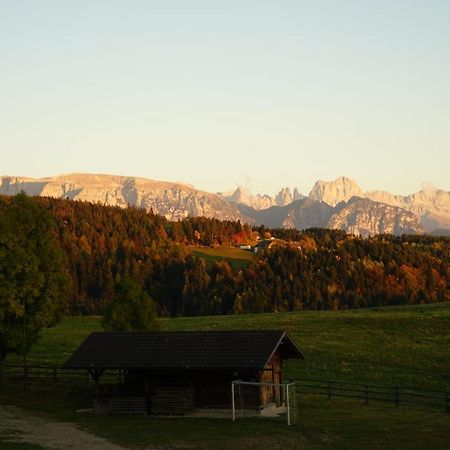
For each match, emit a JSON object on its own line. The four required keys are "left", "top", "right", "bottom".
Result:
{"left": 75, "top": 402, "right": 450, "bottom": 450}
{"left": 13, "top": 302, "right": 450, "bottom": 390}
{"left": 2, "top": 303, "right": 450, "bottom": 449}
{"left": 1, "top": 381, "right": 449, "bottom": 450}
{"left": 0, "top": 442, "right": 45, "bottom": 450}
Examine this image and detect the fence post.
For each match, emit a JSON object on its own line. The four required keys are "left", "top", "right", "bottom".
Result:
{"left": 364, "top": 384, "right": 369, "bottom": 405}
{"left": 446, "top": 393, "right": 450, "bottom": 414}
{"left": 395, "top": 386, "right": 399, "bottom": 407}
{"left": 231, "top": 382, "right": 235, "bottom": 421}
{"left": 327, "top": 379, "right": 332, "bottom": 400}
{"left": 286, "top": 385, "right": 291, "bottom": 426}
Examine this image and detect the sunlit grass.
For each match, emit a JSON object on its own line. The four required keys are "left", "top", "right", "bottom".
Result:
{"left": 189, "top": 246, "right": 255, "bottom": 270}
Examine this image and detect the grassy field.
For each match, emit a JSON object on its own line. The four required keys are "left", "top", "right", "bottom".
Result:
{"left": 14, "top": 302, "right": 450, "bottom": 389}
{"left": 2, "top": 302, "right": 450, "bottom": 449}
{"left": 2, "top": 382, "right": 450, "bottom": 450}
{"left": 189, "top": 246, "right": 255, "bottom": 270}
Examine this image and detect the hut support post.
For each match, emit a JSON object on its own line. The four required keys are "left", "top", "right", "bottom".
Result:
{"left": 87, "top": 368, "right": 105, "bottom": 397}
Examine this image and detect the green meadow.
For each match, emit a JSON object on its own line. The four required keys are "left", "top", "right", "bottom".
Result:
{"left": 189, "top": 246, "right": 255, "bottom": 270}
{"left": 2, "top": 302, "right": 450, "bottom": 449}
{"left": 18, "top": 302, "right": 450, "bottom": 389}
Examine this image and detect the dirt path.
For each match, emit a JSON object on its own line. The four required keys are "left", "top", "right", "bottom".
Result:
{"left": 0, "top": 405, "right": 129, "bottom": 450}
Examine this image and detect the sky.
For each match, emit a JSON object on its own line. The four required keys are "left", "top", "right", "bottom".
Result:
{"left": 1, "top": 0, "right": 449, "bottom": 197}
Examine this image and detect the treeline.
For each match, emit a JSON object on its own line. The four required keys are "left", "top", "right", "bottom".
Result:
{"left": 239, "top": 233, "right": 449, "bottom": 312}
{"left": 0, "top": 195, "right": 448, "bottom": 315}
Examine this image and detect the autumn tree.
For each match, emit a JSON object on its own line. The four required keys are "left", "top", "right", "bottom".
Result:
{"left": 0, "top": 193, "right": 70, "bottom": 377}
{"left": 102, "top": 276, "right": 160, "bottom": 331}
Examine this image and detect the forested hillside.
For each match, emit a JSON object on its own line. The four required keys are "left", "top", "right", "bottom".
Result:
{"left": 1, "top": 195, "right": 448, "bottom": 316}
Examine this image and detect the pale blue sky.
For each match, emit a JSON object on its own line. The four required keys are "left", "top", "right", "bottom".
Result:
{"left": 1, "top": 1, "right": 449, "bottom": 196}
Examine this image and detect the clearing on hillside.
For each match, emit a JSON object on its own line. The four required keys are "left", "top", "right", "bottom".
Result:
{"left": 190, "top": 246, "right": 255, "bottom": 270}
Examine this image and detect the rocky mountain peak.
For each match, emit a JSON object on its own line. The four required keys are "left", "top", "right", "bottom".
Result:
{"left": 421, "top": 182, "right": 437, "bottom": 196}
{"left": 309, "top": 177, "right": 364, "bottom": 206}
{"left": 1, "top": 173, "right": 449, "bottom": 235}
{"left": 226, "top": 186, "right": 251, "bottom": 205}
{"left": 221, "top": 186, "right": 300, "bottom": 210}
{"left": 293, "top": 188, "right": 303, "bottom": 201}
{"left": 327, "top": 198, "right": 423, "bottom": 237}
{"left": 275, "top": 187, "right": 293, "bottom": 206}
{"left": 0, "top": 173, "right": 247, "bottom": 222}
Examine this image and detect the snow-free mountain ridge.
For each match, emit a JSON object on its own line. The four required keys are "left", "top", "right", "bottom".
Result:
{"left": 0, "top": 174, "right": 245, "bottom": 222}
{"left": 1, "top": 173, "right": 449, "bottom": 236}
{"left": 306, "top": 177, "right": 450, "bottom": 232}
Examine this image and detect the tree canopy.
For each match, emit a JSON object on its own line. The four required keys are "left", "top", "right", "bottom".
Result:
{"left": 0, "top": 193, "right": 70, "bottom": 372}
{"left": 102, "top": 276, "right": 159, "bottom": 332}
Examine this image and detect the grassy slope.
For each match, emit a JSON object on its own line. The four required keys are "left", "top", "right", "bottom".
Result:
{"left": 189, "top": 246, "right": 254, "bottom": 270}
{"left": 2, "top": 303, "right": 450, "bottom": 450}
{"left": 18, "top": 302, "right": 450, "bottom": 389}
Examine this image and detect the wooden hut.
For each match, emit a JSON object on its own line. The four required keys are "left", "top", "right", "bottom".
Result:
{"left": 64, "top": 330, "right": 304, "bottom": 415}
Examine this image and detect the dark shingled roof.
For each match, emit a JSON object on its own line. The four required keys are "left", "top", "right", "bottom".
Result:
{"left": 64, "top": 330, "right": 304, "bottom": 370}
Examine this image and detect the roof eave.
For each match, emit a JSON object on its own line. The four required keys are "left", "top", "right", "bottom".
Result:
{"left": 262, "top": 332, "right": 305, "bottom": 368}
{"left": 63, "top": 365, "right": 267, "bottom": 371}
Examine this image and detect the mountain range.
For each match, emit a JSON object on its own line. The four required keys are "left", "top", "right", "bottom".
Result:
{"left": 0, "top": 173, "right": 243, "bottom": 222}
{"left": 1, "top": 174, "right": 449, "bottom": 237}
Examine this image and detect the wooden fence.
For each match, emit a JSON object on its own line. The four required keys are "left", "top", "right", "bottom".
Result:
{"left": 3, "top": 364, "right": 122, "bottom": 384}
{"left": 293, "top": 378, "right": 450, "bottom": 413}
{"left": 3, "top": 366, "right": 449, "bottom": 413}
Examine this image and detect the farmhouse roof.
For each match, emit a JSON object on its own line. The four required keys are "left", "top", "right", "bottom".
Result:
{"left": 64, "top": 330, "right": 304, "bottom": 370}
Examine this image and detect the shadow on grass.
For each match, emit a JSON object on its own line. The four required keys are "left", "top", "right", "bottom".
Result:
{"left": 0, "top": 441, "right": 45, "bottom": 450}
{"left": 1, "top": 381, "right": 450, "bottom": 450}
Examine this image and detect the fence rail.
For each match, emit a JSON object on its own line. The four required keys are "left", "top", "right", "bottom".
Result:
{"left": 293, "top": 378, "right": 450, "bottom": 413}
{"left": 3, "top": 366, "right": 449, "bottom": 413}
{"left": 3, "top": 364, "right": 122, "bottom": 383}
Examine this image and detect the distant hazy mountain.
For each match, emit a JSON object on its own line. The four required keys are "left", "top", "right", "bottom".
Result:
{"left": 1, "top": 173, "right": 448, "bottom": 236}
{"left": 237, "top": 198, "right": 333, "bottom": 229}
{"left": 0, "top": 174, "right": 246, "bottom": 222}
{"left": 219, "top": 187, "right": 275, "bottom": 210}
{"left": 220, "top": 186, "right": 304, "bottom": 210}
{"left": 329, "top": 197, "right": 422, "bottom": 236}
{"left": 239, "top": 196, "right": 422, "bottom": 237}
{"left": 306, "top": 177, "right": 450, "bottom": 232}
{"left": 366, "top": 184, "right": 450, "bottom": 231}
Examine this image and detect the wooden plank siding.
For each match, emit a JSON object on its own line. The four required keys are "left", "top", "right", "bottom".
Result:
{"left": 260, "top": 352, "right": 283, "bottom": 407}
